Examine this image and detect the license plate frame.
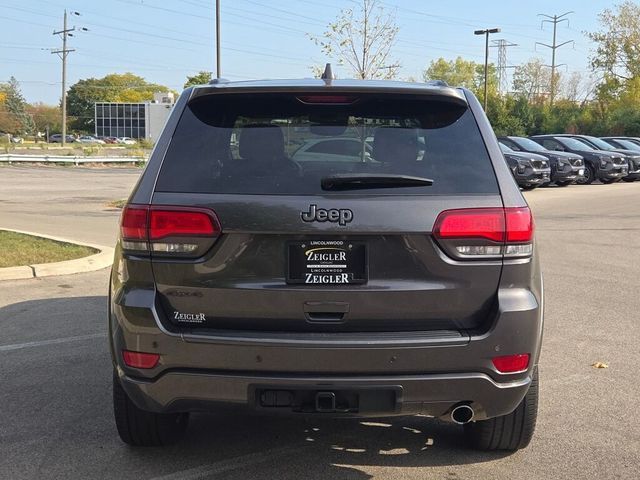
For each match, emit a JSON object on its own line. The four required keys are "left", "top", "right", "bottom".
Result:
{"left": 287, "top": 240, "right": 368, "bottom": 285}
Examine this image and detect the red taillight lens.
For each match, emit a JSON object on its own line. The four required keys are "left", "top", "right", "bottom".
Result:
{"left": 492, "top": 354, "right": 530, "bottom": 373}
{"left": 122, "top": 350, "right": 160, "bottom": 369}
{"left": 120, "top": 205, "right": 221, "bottom": 254}
{"left": 121, "top": 205, "right": 148, "bottom": 240}
{"left": 433, "top": 207, "right": 534, "bottom": 259}
{"left": 505, "top": 207, "right": 534, "bottom": 242}
{"left": 149, "top": 209, "right": 219, "bottom": 240}
{"left": 433, "top": 208, "right": 505, "bottom": 242}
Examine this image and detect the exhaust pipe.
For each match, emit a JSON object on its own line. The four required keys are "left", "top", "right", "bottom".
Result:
{"left": 450, "top": 404, "right": 475, "bottom": 424}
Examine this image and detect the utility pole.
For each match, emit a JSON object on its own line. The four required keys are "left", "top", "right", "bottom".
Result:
{"left": 491, "top": 39, "right": 518, "bottom": 95}
{"left": 216, "top": 0, "right": 221, "bottom": 78}
{"left": 474, "top": 28, "right": 500, "bottom": 110}
{"left": 52, "top": 10, "right": 79, "bottom": 147}
{"left": 536, "top": 12, "right": 574, "bottom": 106}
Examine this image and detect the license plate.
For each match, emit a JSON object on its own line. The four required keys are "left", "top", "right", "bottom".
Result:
{"left": 287, "top": 240, "right": 367, "bottom": 285}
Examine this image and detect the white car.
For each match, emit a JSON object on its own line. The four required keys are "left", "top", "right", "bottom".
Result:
{"left": 117, "top": 137, "right": 137, "bottom": 145}
{"left": 78, "top": 135, "right": 105, "bottom": 144}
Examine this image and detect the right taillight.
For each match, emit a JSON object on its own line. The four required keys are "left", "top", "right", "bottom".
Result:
{"left": 120, "top": 204, "right": 221, "bottom": 256}
{"left": 433, "top": 207, "right": 533, "bottom": 259}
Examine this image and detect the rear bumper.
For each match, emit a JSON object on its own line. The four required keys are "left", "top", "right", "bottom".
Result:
{"left": 110, "top": 280, "right": 543, "bottom": 421}
{"left": 116, "top": 368, "right": 532, "bottom": 421}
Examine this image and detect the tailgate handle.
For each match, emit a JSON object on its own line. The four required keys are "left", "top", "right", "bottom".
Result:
{"left": 304, "top": 302, "right": 349, "bottom": 323}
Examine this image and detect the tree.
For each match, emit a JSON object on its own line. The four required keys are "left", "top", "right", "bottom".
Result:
{"left": 512, "top": 59, "right": 551, "bottom": 103}
{"left": 27, "top": 103, "right": 62, "bottom": 135}
{"left": 67, "top": 73, "right": 173, "bottom": 132}
{"left": 184, "top": 71, "right": 212, "bottom": 89}
{"left": 0, "top": 77, "right": 34, "bottom": 135}
{"left": 587, "top": 1, "right": 640, "bottom": 81}
{"left": 423, "top": 56, "right": 498, "bottom": 103}
{"left": 310, "top": 0, "right": 400, "bottom": 79}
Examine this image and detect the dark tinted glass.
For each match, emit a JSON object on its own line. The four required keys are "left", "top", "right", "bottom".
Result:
{"left": 156, "top": 93, "right": 499, "bottom": 195}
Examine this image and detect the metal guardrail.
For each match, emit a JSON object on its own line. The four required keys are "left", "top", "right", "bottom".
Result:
{"left": 0, "top": 154, "right": 146, "bottom": 165}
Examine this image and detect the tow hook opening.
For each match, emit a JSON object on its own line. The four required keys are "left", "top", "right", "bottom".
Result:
{"left": 315, "top": 391, "right": 337, "bottom": 412}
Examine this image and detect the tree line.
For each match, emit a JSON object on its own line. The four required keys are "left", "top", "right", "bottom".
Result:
{"left": 2, "top": 0, "right": 640, "bottom": 138}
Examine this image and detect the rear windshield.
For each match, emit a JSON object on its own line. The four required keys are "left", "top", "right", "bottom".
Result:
{"left": 155, "top": 92, "right": 499, "bottom": 195}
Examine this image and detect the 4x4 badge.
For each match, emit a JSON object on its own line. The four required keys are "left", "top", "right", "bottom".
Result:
{"left": 301, "top": 204, "right": 353, "bottom": 226}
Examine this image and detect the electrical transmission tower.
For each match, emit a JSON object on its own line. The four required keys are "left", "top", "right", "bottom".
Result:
{"left": 536, "top": 11, "right": 574, "bottom": 105}
{"left": 491, "top": 39, "right": 518, "bottom": 94}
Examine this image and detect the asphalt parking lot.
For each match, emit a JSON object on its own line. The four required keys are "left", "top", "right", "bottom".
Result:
{"left": 0, "top": 165, "right": 638, "bottom": 480}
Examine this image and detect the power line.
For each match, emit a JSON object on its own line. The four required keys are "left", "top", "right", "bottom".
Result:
{"left": 51, "top": 10, "right": 83, "bottom": 146}
{"left": 536, "top": 11, "right": 575, "bottom": 105}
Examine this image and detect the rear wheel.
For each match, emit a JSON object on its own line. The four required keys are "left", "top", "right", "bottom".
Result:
{"left": 464, "top": 369, "right": 538, "bottom": 451}
{"left": 113, "top": 370, "right": 189, "bottom": 446}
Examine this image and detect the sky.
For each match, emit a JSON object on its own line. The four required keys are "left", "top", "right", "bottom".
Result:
{"left": 0, "top": 0, "right": 617, "bottom": 105}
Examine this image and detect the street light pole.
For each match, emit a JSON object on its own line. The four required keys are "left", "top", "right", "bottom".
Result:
{"left": 216, "top": 0, "right": 221, "bottom": 78}
{"left": 474, "top": 28, "right": 500, "bottom": 110}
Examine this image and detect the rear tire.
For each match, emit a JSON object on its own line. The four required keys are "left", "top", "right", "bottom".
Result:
{"left": 555, "top": 181, "right": 572, "bottom": 187}
{"left": 464, "top": 369, "right": 538, "bottom": 451}
{"left": 113, "top": 370, "right": 189, "bottom": 446}
{"left": 622, "top": 177, "right": 636, "bottom": 182}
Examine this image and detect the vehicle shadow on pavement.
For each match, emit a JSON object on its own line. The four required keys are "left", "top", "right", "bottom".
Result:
{"left": 0, "top": 296, "right": 511, "bottom": 480}
{"left": 120, "top": 412, "right": 513, "bottom": 479}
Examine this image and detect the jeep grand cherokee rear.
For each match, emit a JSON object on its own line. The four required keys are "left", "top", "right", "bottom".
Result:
{"left": 109, "top": 78, "right": 543, "bottom": 451}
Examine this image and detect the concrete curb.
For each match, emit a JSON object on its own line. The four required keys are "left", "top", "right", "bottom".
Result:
{"left": 0, "top": 228, "right": 114, "bottom": 281}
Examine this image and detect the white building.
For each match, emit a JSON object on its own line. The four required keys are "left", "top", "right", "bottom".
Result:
{"left": 94, "top": 92, "right": 175, "bottom": 141}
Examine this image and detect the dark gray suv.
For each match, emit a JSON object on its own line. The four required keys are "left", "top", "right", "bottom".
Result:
{"left": 109, "top": 76, "right": 543, "bottom": 451}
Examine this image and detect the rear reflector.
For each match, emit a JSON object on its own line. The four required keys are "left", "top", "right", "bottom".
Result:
{"left": 122, "top": 350, "right": 160, "bottom": 369}
{"left": 492, "top": 354, "right": 530, "bottom": 373}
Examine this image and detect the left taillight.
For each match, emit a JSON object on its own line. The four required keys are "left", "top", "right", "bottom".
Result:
{"left": 120, "top": 204, "right": 221, "bottom": 256}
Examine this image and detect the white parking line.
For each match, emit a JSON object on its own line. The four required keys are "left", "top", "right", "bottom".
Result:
{"left": 0, "top": 333, "right": 105, "bottom": 352}
{"left": 149, "top": 445, "right": 302, "bottom": 480}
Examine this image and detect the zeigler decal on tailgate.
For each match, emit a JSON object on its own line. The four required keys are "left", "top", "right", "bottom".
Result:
{"left": 173, "top": 311, "right": 206, "bottom": 323}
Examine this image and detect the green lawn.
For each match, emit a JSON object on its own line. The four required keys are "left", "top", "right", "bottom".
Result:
{"left": 0, "top": 231, "right": 97, "bottom": 268}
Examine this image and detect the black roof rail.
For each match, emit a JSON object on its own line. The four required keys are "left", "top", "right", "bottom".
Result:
{"left": 424, "top": 80, "right": 449, "bottom": 87}
{"left": 208, "top": 77, "right": 230, "bottom": 85}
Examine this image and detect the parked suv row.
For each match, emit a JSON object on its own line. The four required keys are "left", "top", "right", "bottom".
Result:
{"left": 531, "top": 135, "right": 629, "bottom": 184}
{"left": 499, "top": 136, "right": 584, "bottom": 187}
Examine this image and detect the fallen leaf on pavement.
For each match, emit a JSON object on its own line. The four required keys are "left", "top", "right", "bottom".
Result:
{"left": 591, "top": 362, "right": 609, "bottom": 369}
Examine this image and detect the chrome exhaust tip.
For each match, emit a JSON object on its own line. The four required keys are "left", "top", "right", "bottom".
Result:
{"left": 451, "top": 404, "right": 475, "bottom": 424}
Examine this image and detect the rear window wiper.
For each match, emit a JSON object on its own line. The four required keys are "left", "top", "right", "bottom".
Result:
{"left": 321, "top": 173, "right": 434, "bottom": 191}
